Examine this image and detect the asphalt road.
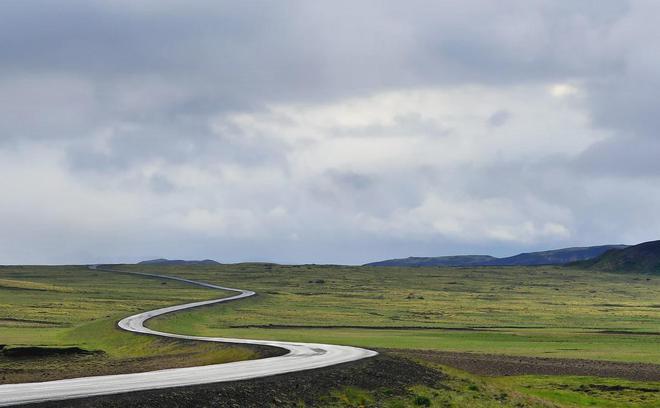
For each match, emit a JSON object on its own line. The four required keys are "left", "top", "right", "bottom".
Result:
{"left": 0, "top": 266, "right": 377, "bottom": 406}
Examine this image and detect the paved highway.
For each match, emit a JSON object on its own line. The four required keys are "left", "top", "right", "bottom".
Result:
{"left": 0, "top": 266, "right": 377, "bottom": 406}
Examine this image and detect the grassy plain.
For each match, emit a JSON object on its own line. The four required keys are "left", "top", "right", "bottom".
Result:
{"left": 324, "top": 367, "right": 660, "bottom": 408}
{"left": 2, "top": 263, "right": 658, "bottom": 406}
{"left": 139, "top": 263, "right": 659, "bottom": 407}
{"left": 493, "top": 375, "right": 660, "bottom": 408}
{"left": 0, "top": 265, "right": 262, "bottom": 383}
{"left": 142, "top": 263, "right": 659, "bottom": 363}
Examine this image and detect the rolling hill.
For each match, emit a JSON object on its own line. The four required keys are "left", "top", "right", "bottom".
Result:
{"left": 138, "top": 258, "right": 221, "bottom": 266}
{"left": 483, "top": 245, "right": 629, "bottom": 266}
{"left": 576, "top": 240, "right": 660, "bottom": 274}
{"left": 365, "top": 255, "right": 497, "bottom": 267}
{"left": 364, "top": 245, "right": 627, "bottom": 267}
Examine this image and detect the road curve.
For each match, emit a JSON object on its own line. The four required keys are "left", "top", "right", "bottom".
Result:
{"left": 0, "top": 266, "right": 377, "bottom": 407}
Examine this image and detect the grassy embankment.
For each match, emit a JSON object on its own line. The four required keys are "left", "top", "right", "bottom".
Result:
{"left": 0, "top": 265, "right": 264, "bottom": 383}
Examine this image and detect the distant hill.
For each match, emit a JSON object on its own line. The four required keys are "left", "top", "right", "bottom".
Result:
{"left": 366, "top": 255, "right": 496, "bottom": 267}
{"left": 483, "top": 245, "right": 628, "bottom": 266}
{"left": 364, "top": 245, "right": 627, "bottom": 267}
{"left": 576, "top": 240, "right": 660, "bottom": 274}
{"left": 138, "top": 258, "right": 220, "bottom": 266}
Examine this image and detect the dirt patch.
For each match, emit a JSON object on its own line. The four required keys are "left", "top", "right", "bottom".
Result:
{"left": 0, "top": 318, "right": 62, "bottom": 326}
{"left": 229, "top": 324, "right": 477, "bottom": 331}
{"left": 393, "top": 349, "right": 660, "bottom": 382}
{"left": 24, "top": 354, "right": 444, "bottom": 408}
{"left": 1, "top": 346, "right": 100, "bottom": 359}
{"left": 573, "top": 384, "right": 659, "bottom": 393}
{"left": 596, "top": 330, "right": 660, "bottom": 336}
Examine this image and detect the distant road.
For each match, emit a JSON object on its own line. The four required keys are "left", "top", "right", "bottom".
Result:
{"left": 0, "top": 266, "right": 377, "bottom": 406}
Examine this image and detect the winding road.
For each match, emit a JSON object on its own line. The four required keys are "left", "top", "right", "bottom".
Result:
{"left": 0, "top": 266, "right": 377, "bottom": 406}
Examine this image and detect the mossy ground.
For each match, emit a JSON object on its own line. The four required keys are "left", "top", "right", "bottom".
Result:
{"left": 2, "top": 263, "right": 658, "bottom": 406}
{"left": 0, "top": 265, "right": 264, "bottom": 383}
{"left": 140, "top": 263, "right": 659, "bottom": 363}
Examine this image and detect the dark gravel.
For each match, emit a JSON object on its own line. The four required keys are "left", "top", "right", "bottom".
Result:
{"left": 23, "top": 354, "right": 444, "bottom": 408}
{"left": 395, "top": 349, "right": 660, "bottom": 381}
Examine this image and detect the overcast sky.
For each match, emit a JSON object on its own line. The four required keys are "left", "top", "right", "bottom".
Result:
{"left": 1, "top": 0, "right": 659, "bottom": 265}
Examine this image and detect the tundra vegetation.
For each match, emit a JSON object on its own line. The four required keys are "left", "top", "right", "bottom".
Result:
{"left": 1, "top": 263, "right": 658, "bottom": 407}
{"left": 0, "top": 266, "right": 265, "bottom": 384}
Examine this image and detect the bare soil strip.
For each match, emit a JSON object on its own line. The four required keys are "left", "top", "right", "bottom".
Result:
{"left": 393, "top": 349, "right": 660, "bottom": 381}
{"left": 230, "top": 324, "right": 477, "bottom": 331}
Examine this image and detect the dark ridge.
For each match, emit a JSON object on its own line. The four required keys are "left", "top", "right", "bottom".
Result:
{"left": 574, "top": 240, "right": 660, "bottom": 274}
{"left": 365, "top": 255, "right": 496, "bottom": 267}
{"left": 365, "top": 245, "right": 627, "bottom": 267}
{"left": 138, "top": 258, "right": 221, "bottom": 266}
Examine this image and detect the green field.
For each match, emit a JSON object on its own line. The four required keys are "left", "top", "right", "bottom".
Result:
{"left": 140, "top": 263, "right": 659, "bottom": 363}
{"left": 1, "top": 263, "right": 658, "bottom": 406}
{"left": 140, "top": 263, "right": 659, "bottom": 407}
{"left": 0, "top": 265, "right": 264, "bottom": 383}
{"left": 322, "top": 368, "right": 660, "bottom": 408}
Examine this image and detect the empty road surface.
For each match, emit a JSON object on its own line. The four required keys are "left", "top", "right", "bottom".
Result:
{"left": 0, "top": 267, "right": 377, "bottom": 406}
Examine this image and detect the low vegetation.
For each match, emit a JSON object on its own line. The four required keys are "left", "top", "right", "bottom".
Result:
{"left": 139, "top": 262, "right": 658, "bottom": 407}
{"left": 0, "top": 265, "right": 266, "bottom": 384}
{"left": 2, "top": 263, "right": 658, "bottom": 406}
{"left": 142, "top": 263, "right": 659, "bottom": 363}
{"left": 320, "top": 360, "right": 660, "bottom": 408}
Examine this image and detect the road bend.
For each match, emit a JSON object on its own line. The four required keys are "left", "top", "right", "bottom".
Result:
{"left": 0, "top": 266, "right": 377, "bottom": 406}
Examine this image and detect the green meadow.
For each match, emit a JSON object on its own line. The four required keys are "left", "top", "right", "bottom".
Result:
{"left": 142, "top": 263, "right": 659, "bottom": 363}
{"left": 1, "top": 263, "right": 658, "bottom": 406}
{"left": 140, "top": 263, "right": 659, "bottom": 407}
{"left": 0, "top": 265, "right": 262, "bottom": 383}
{"left": 322, "top": 366, "right": 660, "bottom": 408}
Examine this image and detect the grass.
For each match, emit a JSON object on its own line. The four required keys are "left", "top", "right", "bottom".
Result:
{"left": 370, "top": 375, "right": 659, "bottom": 408}
{"left": 330, "top": 386, "right": 375, "bottom": 407}
{"left": 0, "top": 265, "right": 263, "bottom": 383}
{"left": 2, "top": 263, "right": 658, "bottom": 406}
{"left": 317, "top": 362, "right": 660, "bottom": 407}
{"left": 138, "top": 263, "right": 659, "bottom": 363}
{"left": 138, "top": 262, "right": 659, "bottom": 407}
{"left": 316, "top": 364, "right": 553, "bottom": 407}
{"left": 0, "top": 278, "right": 74, "bottom": 292}
{"left": 149, "top": 326, "right": 658, "bottom": 363}
{"left": 495, "top": 375, "right": 660, "bottom": 408}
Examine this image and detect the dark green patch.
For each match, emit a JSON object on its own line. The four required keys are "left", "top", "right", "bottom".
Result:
{"left": 1, "top": 346, "right": 101, "bottom": 358}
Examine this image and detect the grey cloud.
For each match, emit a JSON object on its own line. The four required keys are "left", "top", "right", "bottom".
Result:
{"left": 148, "top": 174, "right": 176, "bottom": 194}
{"left": 575, "top": 137, "right": 660, "bottom": 178}
{"left": 0, "top": 1, "right": 636, "bottom": 153}
{"left": 1, "top": 0, "right": 660, "bottom": 264}
{"left": 487, "top": 110, "right": 512, "bottom": 127}
{"left": 580, "top": 1, "right": 660, "bottom": 142}
{"left": 328, "top": 170, "right": 373, "bottom": 191}
{"left": 333, "top": 114, "right": 452, "bottom": 139}
{"left": 0, "top": 1, "right": 631, "bottom": 111}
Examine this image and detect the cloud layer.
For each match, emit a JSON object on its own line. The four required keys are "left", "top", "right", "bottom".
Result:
{"left": 1, "top": 1, "right": 659, "bottom": 264}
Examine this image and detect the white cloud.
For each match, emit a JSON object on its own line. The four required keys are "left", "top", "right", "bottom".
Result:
{"left": 357, "top": 194, "right": 572, "bottom": 244}
{"left": 220, "top": 84, "right": 608, "bottom": 176}
{"left": 549, "top": 83, "right": 580, "bottom": 98}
